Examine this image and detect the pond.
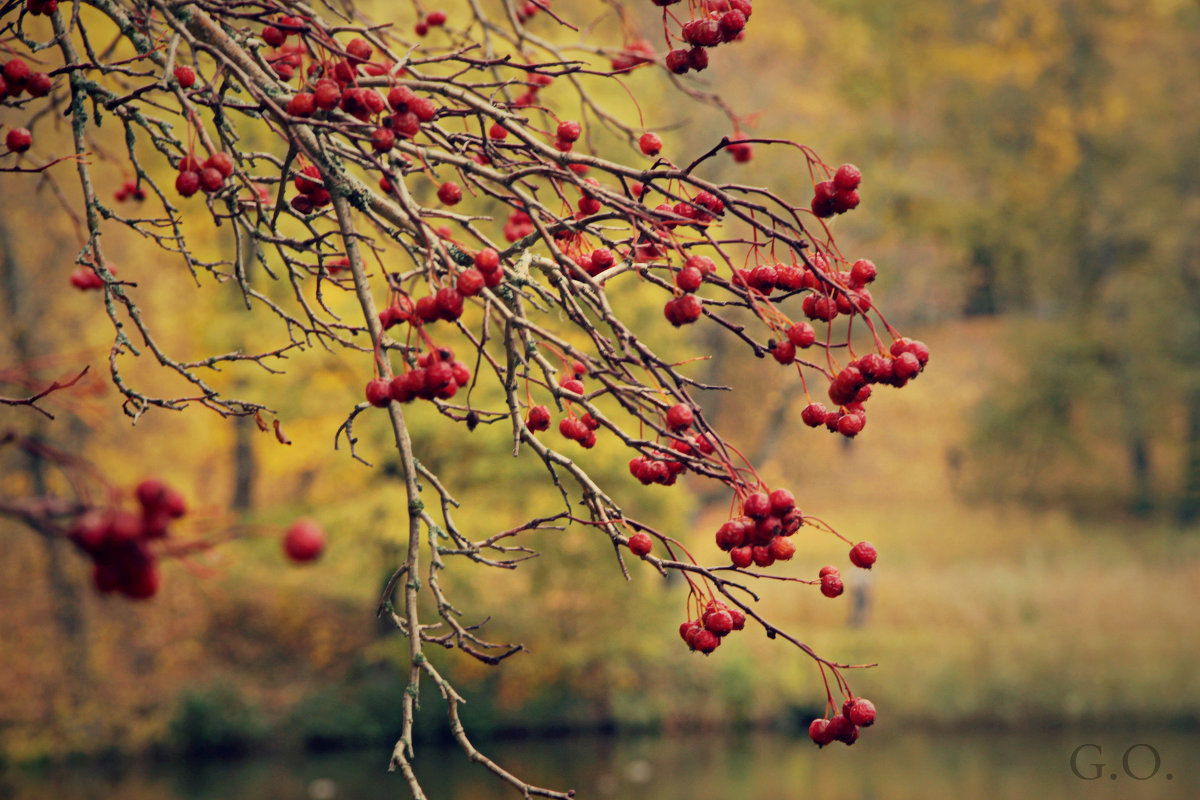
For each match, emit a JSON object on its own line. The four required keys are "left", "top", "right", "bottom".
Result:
{"left": 5, "top": 725, "right": 1196, "bottom": 800}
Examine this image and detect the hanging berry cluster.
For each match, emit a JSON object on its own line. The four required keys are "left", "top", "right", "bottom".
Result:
{"left": 66, "top": 480, "right": 187, "bottom": 600}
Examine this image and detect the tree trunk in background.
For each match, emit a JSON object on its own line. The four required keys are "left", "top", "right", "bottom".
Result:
{"left": 231, "top": 416, "right": 257, "bottom": 512}
{"left": 230, "top": 227, "right": 258, "bottom": 512}
{"left": 0, "top": 216, "right": 90, "bottom": 718}
{"left": 1180, "top": 388, "right": 1200, "bottom": 526}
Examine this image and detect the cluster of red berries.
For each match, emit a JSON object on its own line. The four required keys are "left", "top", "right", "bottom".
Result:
{"left": 503, "top": 209, "right": 536, "bottom": 242}
{"left": 415, "top": 10, "right": 448, "bottom": 36}
{"left": 2, "top": 57, "right": 53, "bottom": 156}
{"left": 571, "top": 247, "right": 616, "bottom": 277}
{"left": 2, "top": 56, "right": 52, "bottom": 103}
{"left": 366, "top": 346, "right": 472, "bottom": 406}
{"left": 113, "top": 177, "right": 146, "bottom": 203}
{"left": 800, "top": 337, "right": 929, "bottom": 438}
{"left": 289, "top": 163, "right": 331, "bottom": 212}
{"left": 816, "top": 542, "right": 876, "bottom": 598}
{"left": 715, "top": 489, "right": 802, "bottom": 568}
{"left": 809, "top": 697, "right": 876, "bottom": 747}
{"left": 559, "top": 411, "right": 600, "bottom": 448}
{"left": 68, "top": 478, "right": 187, "bottom": 600}
{"left": 627, "top": 403, "right": 714, "bottom": 485}
{"left": 679, "top": 599, "right": 747, "bottom": 654}
{"left": 659, "top": 0, "right": 752, "bottom": 76}
{"left": 656, "top": 191, "right": 725, "bottom": 226}
{"left": 610, "top": 39, "right": 657, "bottom": 73}
{"left": 174, "top": 151, "right": 234, "bottom": 198}
{"left": 69, "top": 265, "right": 106, "bottom": 291}
{"left": 811, "top": 163, "right": 862, "bottom": 219}
{"left": 23, "top": 0, "right": 58, "bottom": 14}
{"left": 515, "top": 0, "right": 549, "bottom": 23}
{"left": 725, "top": 135, "right": 753, "bottom": 163}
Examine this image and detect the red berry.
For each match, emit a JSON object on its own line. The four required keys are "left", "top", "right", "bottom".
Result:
{"left": 556, "top": 120, "right": 581, "bottom": 142}
{"left": 455, "top": 268, "right": 485, "bottom": 297}
{"left": 204, "top": 152, "right": 234, "bottom": 178}
{"left": 3, "top": 58, "right": 30, "bottom": 85}
{"left": 768, "top": 488, "right": 795, "bottom": 516}
{"left": 665, "top": 49, "right": 690, "bottom": 74}
{"left": 728, "top": 607, "right": 746, "bottom": 630}
{"left": 719, "top": 9, "right": 746, "bottom": 40}
{"left": 893, "top": 351, "right": 921, "bottom": 381}
{"left": 743, "top": 491, "right": 770, "bottom": 519}
{"left": 837, "top": 413, "right": 865, "bottom": 438}
{"left": 639, "top": 132, "right": 662, "bottom": 156}
{"left": 715, "top": 520, "right": 746, "bottom": 551}
{"left": 665, "top": 403, "right": 694, "bottom": 431}
{"left": 437, "top": 181, "right": 462, "bottom": 205}
{"left": 174, "top": 170, "right": 201, "bottom": 197}
{"left": 809, "top": 718, "right": 835, "bottom": 747}
{"left": 820, "top": 574, "right": 844, "bottom": 598}
{"left": 768, "top": 536, "right": 795, "bottom": 561}
{"left": 826, "top": 714, "right": 858, "bottom": 745}
{"left": 366, "top": 378, "right": 391, "bottom": 407}
{"left": 819, "top": 565, "right": 839, "bottom": 578}
{"left": 526, "top": 405, "right": 551, "bottom": 431}
{"left": 847, "top": 697, "right": 876, "bottom": 727}
{"left": 849, "top": 259, "right": 877, "bottom": 287}
{"left": 435, "top": 286, "right": 464, "bottom": 321}
{"left": 726, "top": 138, "right": 753, "bottom": 163}
{"left": 692, "top": 629, "right": 720, "bottom": 654}
{"left": 849, "top": 541, "right": 877, "bottom": 569}
{"left": 628, "top": 532, "right": 653, "bottom": 556}
{"left": 675, "top": 266, "right": 704, "bottom": 292}
{"left": 410, "top": 97, "right": 437, "bottom": 121}
{"left": 371, "top": 126, "right": 396, "bottom": 152}
{"left": 730, "top": 546, "right": 753, "bottom": 568}
{"left": 5, "top": 128, "right": 32, "bottom": 153}
{"left": 198, "top": 167, "right": 224, "bottom": 193}
{"left": 427, "top": 10, "right": 448, "bottom": 26}
{"left": 771, "top": 340, "right": 795, "bottom": 365}
{"left": 834, "top": 163, "right": 862, "bottom": 192}
{"left": 474, "top": 247, "right": 500, "bottom": 273}
{"left": 751, "top": 545, "right": 775, "bottom": 568}
{"left": 703, "top": 609, "right": 733, "bottom": 636}
{"left": 346, "top": 37, "right": 373, "bottom": 63}
{"left": 284, "top": 518, "right": 326, "bottom": 563}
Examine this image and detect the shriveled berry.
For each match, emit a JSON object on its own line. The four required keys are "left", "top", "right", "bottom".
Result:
{"left": 174, "top": 65, "right": 195, "bottom": 88}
